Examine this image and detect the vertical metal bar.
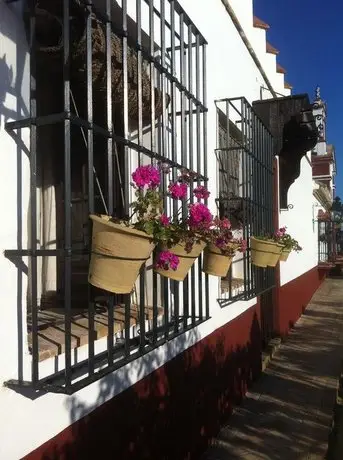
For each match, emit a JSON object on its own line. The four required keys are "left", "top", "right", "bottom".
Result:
{"left": 122, "top": 0, "right": 131, "bottom": 358}
{"left": 63, "top": 0, "right": 72, "bottom": 389}
{"left": 202, "top": 43, "right": 209, "bottom": 318}
{"left": 268, "top": 128, "right": 273, "bottom": 291}
{"left": 149, "top": 0, "right": 156, "bottom": 153}
{"left": 263, "top": 122, "right": 268, "bottom": 292}
{"left": 195, "top": 33, "right": 202, "bottom": 320}
{"left": 105, "top": 0, "right": 114, "bottom": 365}
{"left": 241, "top": 99, "right": 248, "bottom": 296}
{"left": 188, "top": 24, "right": 196, "bottom": 326}
{"left": 84, "top": 0, "right": 95, "bottom": 377}
{"left": 170, "top": 1, "right": 179, "bottom": 333}
{"left": 136, "top": 0, "right": 146, "bottom": 351}
{"left": 247, "top": 104, "right": 253, "bottom": 297}
{"left": 270, "top": 130, "right": 274, "bottom": 290}
{"left": 139, "top": 268, "right": 146, "bottom": 350}
{"left": 146, "top": 0, "right": 157, "bottom": 347}
{"left": 251, "top": 111, "right": 256, "bottom": 294}
{"left": 137, "top": 0, "right": 143, "bottom": 150}
{"left": 225, "top": 100, "right": 233, "bottom": 299}
{"left": 122, "top": 0, "right": 129, "bottom": 215}
{"left": 29, "top": 1, "right": 39, "bottom": 385}
{"left": 152, "top": 269, "right": 158, "bottom": 344}
{"left": 179, "top": 13, "right": 189, "bottom": 331}
{"left": 259, "top": 120, "right": 264, "bottom": 293}
{"left": 160, "top": 0, "right": 169, "bottom": 343}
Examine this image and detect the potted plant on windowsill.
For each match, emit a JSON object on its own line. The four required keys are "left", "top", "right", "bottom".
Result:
{"left": 154, "top": 182, "right": 211, "bottom": 281}
{"left": 274, "top": 227, "right": 302, "bottom": 262}
{"left": 89, "top": 164, "right": 209, "bottom": 292}
{"left": 89, "top": 164, "right": 164, "bottom": 294}
{"left": 250, "top": 233, "right": 283, "bottom": 268}
{"left": 202, "top": 217, "right": 247, "bottom": 277}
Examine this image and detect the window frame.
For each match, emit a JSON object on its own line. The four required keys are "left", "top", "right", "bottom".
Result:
{"left": 215, "top": 97, "right": 276, "bottom": 307}
{"left": 4, "top": 0, "right": 209, "bottom": 394}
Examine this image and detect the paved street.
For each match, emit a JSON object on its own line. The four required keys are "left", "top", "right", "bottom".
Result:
{"left": 202, "top": 278, "right": 343, "bottom": 459}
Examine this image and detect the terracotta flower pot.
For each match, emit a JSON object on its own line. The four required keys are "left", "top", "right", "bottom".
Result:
{"left": 202, "top": 243, "right": 239, "bottom": 277}
{"left": 250, "top": 237, "right": 283, "bottom": 268}
{"left": 280, "top": 247, "right": 291, "bottom": 262}
{"left": 88, "top": 215, "right": 155, "bottom": 294}
{"left": 155, "top": 241, "right": 206, "bottom": 281}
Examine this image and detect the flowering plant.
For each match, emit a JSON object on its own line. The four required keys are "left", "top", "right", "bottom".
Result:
{"left": 203, "top": 217, "right": 247, "bottom": 256}
{"left": 273, "top": 227, "right": 302, "bottom": 252}
{"left": 116, "top": 163, "right": 212, "bottom": 272}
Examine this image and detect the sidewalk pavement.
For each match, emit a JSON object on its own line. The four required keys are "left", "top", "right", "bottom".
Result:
{"left": 201, "top": 277, "right": 343, "bottom": 460}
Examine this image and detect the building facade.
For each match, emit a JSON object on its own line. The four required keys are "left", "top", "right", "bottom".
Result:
{"left": 0, "top": 1, "right": 334, "bottom": 458}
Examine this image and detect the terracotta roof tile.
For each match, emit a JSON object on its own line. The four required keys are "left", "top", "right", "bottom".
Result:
{"left": 266, "top": 41, "right": 279, "bottom": 55}
{"left": 253, "top": 16, "right": 270, "bottom": 30}
{"left": 277, "top": 63, "right": 286, "bottom": 74}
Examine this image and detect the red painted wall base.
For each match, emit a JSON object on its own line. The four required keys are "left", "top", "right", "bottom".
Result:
{"left": 25, "top": 305, "right": 262, "bottom": 460}
{"left": 277, "top": 266, "right": 326, "bottom": 337}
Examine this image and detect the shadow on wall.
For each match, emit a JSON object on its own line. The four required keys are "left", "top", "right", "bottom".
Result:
{"left": 0, "top": 54, "right": 14, "bottom": 121}
{"left": 0, "top": 4, "right": 31, "bottom": 385}
{"left": 26, "top": 312, "right": 262, "bottom": 460}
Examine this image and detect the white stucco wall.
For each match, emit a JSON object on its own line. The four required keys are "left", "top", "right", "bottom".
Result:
{"left": 0, "top": 1, "right": 317, "bottom": 458}
{"left": 279, "top": 154, "right": 318, "bottom": 286}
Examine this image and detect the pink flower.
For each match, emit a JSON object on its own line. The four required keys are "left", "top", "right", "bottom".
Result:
{"left": 215, "top": 237, "right": 226, "bottom": 249}
{"left": 159, "top": 214, "right": 170, "bottom": 226}
{"left": 275, "top": 226, "right": 287, "bottom": 239}
{"left": 220, "top": 218, "right": 231, "bottom": 229}
{"left": 212, "top": 217, "right": 231, "bottom": 230}
{"left": 155, "top": 250, "right": 180, "bottom": 271}
{"left": 158, "top": 162, "right": 171, "bottom": 174}
{"left": 178, "top": 169, "right": 199, "bottom": 183}
{"left": 132, "top": 165, "right": 160, "bottom": 189}
{"left": 168, "top": 182, "right": 188, "bottom": 200}
{"left": 189, "top": 203, "right": 213, "bottom": 229}
{"left": 193, "top": 186, "right": 210, "bottom": 200}
{"left": 240, "top": 239, "right": 247, "bottom": 253}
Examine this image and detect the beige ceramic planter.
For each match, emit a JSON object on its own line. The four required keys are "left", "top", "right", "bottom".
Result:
{"left": 155, "top": 241, "right": 206, "bottom": 281}
{"left": 250, "top": 237, "right": 283, "bottom": 268}
{"left": 280, "top": 247, "right": 291, "bottom": 262}
{"left": 203, "top": 243, "right": 239, "bottom": 277}
{"left": 88, "top": 215, "right": 155, "bottom": 294}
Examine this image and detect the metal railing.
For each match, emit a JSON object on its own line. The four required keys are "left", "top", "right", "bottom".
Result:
{"left": 5, "top": 0, "right": 208, "bottom": 394}
{"left": 318, "top": 219, "right": 335, "bottom": 264}
{"left": 215, "top": 97, "right": 275, "bottom": 307}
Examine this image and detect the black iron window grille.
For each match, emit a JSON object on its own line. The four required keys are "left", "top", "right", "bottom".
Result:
{"left": 5, "top": 0, "right": 208, "bottom": 394}
{"left": 318, "top": 219, "right": 334, "bottom": 263}
{"left": 215, "top": 98, "right": 275, "bottom": 307}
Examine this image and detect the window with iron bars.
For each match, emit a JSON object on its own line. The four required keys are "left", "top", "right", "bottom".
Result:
{"left": 5, "top": 0, "right": 208, "bottom": 394}
{"left": 215, "top": 98, "right": 275, "bottom": 307}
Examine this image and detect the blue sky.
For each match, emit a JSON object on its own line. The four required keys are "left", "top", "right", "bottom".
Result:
{"left": 254, "top": 0, "right": 343, "bottom": 197}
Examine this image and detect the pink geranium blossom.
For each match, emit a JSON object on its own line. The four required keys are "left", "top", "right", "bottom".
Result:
{"left": 132, "top": 165, "right": 160, "bottom": 189}
{"left": 274, "top": 226, "right": 287, "bottom": 239}
{"left": 193, "top": 186, "right": 210, "bottom": 200}
{"left": 239, "top": 239, "right": 247, "bottom": 253}
{"left": 168, "top": 182, "right": 188, "bottom": 200}
{"left": 189, "top": 203, "right": 213, "bottom": 229}
{"left": 213, "top": 216, "right": 231, "bottom": 230}
{"left": 155, "top": 250, "right": 180, "bottom": 271}
{"left": 159, "top": 214, "right": 170, "bottom": 226}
